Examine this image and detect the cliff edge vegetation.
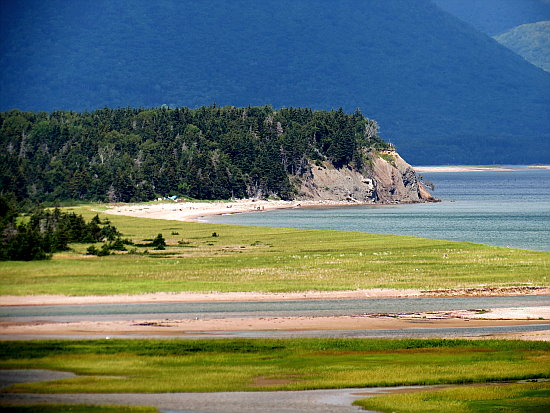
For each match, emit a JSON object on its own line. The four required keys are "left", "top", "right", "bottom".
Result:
{"left": 0, "top": 106, "right": 434, "bottom": 206}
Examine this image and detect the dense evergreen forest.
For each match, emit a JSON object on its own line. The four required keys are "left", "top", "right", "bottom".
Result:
{"left": 0, "top": 195, "right": 123, "bottom": 260}
{"left": 0, "top": 106, "right": 388, "bottom": 204}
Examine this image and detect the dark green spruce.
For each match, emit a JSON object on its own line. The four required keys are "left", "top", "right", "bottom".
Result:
{"left": 0, "top": 106, "right": 389, "bottom": 204}
{"left": 0, "top": 197, "right": 122, "bottom": 261}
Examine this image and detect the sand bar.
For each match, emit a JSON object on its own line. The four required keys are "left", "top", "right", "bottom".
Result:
{"left": 414, "top": 165, "right": 550, "bottom": 173}
{"left": 1, "top": 307, "right": 548, "bottom": 340}
{"left": 2, "top": 287, "right": 548, "bottom": 307}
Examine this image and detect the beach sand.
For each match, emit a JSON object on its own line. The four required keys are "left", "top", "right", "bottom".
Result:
{"left": 413, "top": 165, "right": 550, "bottom": 173}
{"left": 104, "top": 199, "right": 360, "bottom": 222}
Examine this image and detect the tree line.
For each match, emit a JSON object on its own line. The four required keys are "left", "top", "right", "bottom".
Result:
{"left": 0, "top": 195, "right": 122, "bottom": 260}
{"left": 0, "top": 105, "right": 389, "bottom": 204}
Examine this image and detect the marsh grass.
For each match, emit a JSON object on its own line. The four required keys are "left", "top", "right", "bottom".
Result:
{"left": 0, "top": 339, "right": 548, "bottom": 393}
{"left": 354, "top": 381, "right": 550, "bottom": 412}
{"left": 0, "top": 205, "right": 548, "bottom": 295}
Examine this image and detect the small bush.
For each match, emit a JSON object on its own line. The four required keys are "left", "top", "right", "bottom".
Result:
{"left": 87, "top": 244, "right": 112, "bottom": 256}
{"left": 108, "top": 237, "right": 127, "bottom": 251}
{"left": 86, "top": 245, "right": 98, "bottom": 255}
{"left": 96, "top": 244, "right": 111, "bottom": 256}
{"left": 151, "top": 234, "right": 166, "bottom": 250}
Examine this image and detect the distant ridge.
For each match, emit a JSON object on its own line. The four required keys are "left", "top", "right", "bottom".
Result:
{"left": 1, "top": 0, "right": 549, "bottom": 164}
{"left": 431, "top": 0, "right": 550, "bottom": 35}
{"left": 494, "top": 21, "right": 550, "bottom": 72}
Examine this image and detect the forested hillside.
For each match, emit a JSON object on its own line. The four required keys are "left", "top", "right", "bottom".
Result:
{"left": 1, "top": 0, "right": 549, "bottom": 164}
{"left": 0, "top": 106, "right": 389, "bottom": 203}
{"left": 431, "top": 0, "right": 550, "bottom": 35}
{"left": 494, "top": 21, "right": 550, "bottom": 73}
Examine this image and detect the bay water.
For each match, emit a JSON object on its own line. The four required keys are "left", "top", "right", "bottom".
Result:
{"left": 206, "top": 169, "right": 550, "bottom": 251}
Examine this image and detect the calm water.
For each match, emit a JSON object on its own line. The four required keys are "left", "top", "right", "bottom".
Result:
{"left": 207, "top": 169, "right": 550, "bottom": 251}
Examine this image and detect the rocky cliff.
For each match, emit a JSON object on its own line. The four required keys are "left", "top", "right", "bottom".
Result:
{"left": 295, "top": 150, "right": 436, "bottom": 204}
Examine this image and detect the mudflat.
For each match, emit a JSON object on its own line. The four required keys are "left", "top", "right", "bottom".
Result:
{"left": 2, "top": 286, "right": 548, "bottom": 306}
{"left": 1, "top": 309, "right": 548, "bottom": 338}
{"left": 1, "top": 290, "right": 548, "bottom": 341}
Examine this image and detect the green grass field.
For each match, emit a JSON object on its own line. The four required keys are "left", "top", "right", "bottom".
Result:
{"left": 0, "top": 205, "right": 548, "bottom": 295}
{"left": 1, "top": 339, "right": 548, "bottom": 393}
{"left": 354, "top": 381, "right": 550, "bottom": 412}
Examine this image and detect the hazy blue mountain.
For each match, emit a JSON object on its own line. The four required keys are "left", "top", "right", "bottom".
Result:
{"left": 1, "top": 0, "right": 549, "bottom": 164}
{"left": 431, "top": 0, "right": 550, "bottom": 35}
{"left": 494, "top": 21, "right": 550, "bottom": 72}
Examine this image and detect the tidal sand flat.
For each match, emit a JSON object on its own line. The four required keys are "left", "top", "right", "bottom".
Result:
{"left": 414, "top": 165, "right": 550, "bottom": 173}
{"left": 2, "top": 294, "right": 548, "bottom": 341}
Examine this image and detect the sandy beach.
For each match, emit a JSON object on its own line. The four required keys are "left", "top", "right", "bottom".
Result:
{"left": 414, "top": 165, "right": 550, "bottom": 173}
{"left": 104, "top": 199, "right": 361, "bottom": 222}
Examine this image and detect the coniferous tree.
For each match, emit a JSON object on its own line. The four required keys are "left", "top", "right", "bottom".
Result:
{"left": 0, "top": 204, "right": 123, "bottom": 261}
{"left": 0, "top": 106, "right": 391, "bottom": 204}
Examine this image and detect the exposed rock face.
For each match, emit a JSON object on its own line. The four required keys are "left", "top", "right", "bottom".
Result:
{"left": 295, "top": 151, "right": 436, "bottom": 203}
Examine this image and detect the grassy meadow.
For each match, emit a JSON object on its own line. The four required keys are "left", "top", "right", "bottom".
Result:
{"left": 354, "top": 381, "right": 550, "bottom": 413}
{"left": 0, "top": 204, "right": 548, "bottom": 295}
{"left": 0, "top": 339, "right": 549, "bottom": 393}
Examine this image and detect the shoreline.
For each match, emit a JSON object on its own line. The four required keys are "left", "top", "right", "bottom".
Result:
{"left": 414, "top": 165, "right": 550, "bottom": 173}
{"left": 104, "top": 199, "right": 370, "bottom": 223}
{"left": 1, "top": 287, "right": 548, "bottom": 307}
